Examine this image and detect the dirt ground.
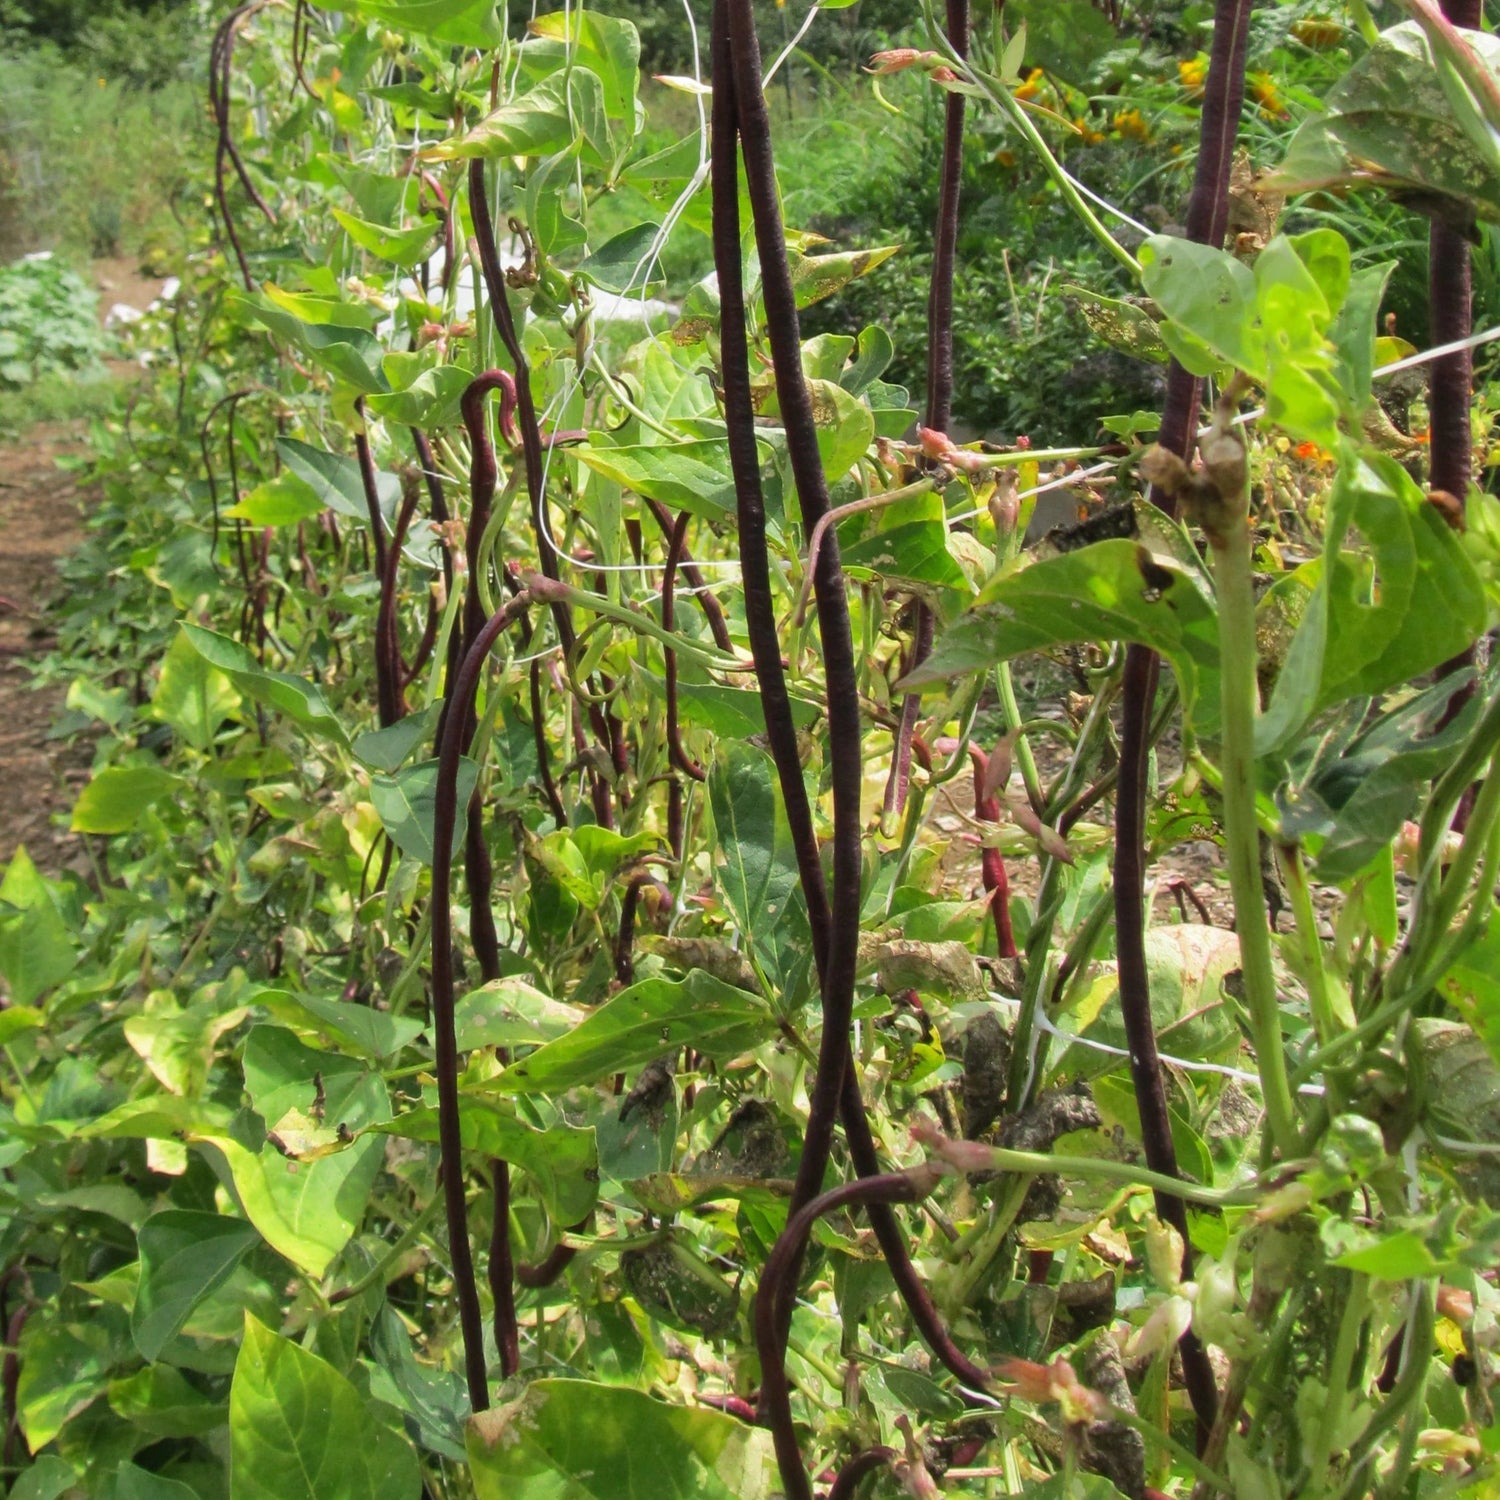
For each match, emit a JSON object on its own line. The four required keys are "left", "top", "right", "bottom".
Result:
{"left": 0, "top": 420, "right": 94, "bottom": 872}
{"left": 0, "top": 257, "right": 163, "bottom": 875}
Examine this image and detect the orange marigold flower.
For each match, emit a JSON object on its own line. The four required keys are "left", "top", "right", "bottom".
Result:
{"left": 1294, "top": 441, "right": 1335, "bottom": 464}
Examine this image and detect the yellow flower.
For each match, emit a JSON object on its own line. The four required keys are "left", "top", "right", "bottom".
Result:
{"left": 1249, "top": 71, "right": 1285, "bottom": 117}
{"left": 1112, "top": 107, "right": 1151, "bottom": 142}
{"left": 993, "top": 148, "right": 1017, "bottom": 168}
{"left": 1015, "top": 67, "right": 1045, "bottom": 101}
{"left": 1178, "top": 54, "right": 1207, "bottom": 95}
{"left": 1072, "top": 115, "right": 1106, "bottom": 145}
{"left": 1291, "top": 17, "right": 1343, "bottom": 49}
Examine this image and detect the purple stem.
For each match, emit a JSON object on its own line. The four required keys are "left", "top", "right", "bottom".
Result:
{"left": 1113, "top": 0, "right": 1255, "bottom": 1441}
{"left": 429, "top": 589, "right": 538, "bottom": 1414}
{"left": 710, "top": 0, "right": 986, "bottom": 1396}
{"left": 725, "top": 0, "right": 863, "bottom": 1222}
{"left": 1432, "top": 0, "right": 1482, "bottom": 736}
{"left": 755, "top": 1172, "right": 935, "bottom": 1500}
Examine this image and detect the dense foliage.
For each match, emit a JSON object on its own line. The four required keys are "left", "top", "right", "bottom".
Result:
{"left": 3, "top": 2, "right": 1500, "bottom": 1499}
{"left": 0, "top": 254, "right": 102, "bottom": 387}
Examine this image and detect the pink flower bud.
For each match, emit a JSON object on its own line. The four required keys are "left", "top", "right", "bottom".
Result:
{"left": 917, "top": 425, "right": 951, "bottom": 459}
{"left": 1008, "top": 799, "right": 1074, "bottom": 864}
{"left": 982, "top": 735, "right": 1014, "bottom": 802}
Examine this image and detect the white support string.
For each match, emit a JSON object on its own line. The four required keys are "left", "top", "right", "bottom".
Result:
{"left": 1061, "top": 167, "right": 1153, "bottom": 238}
{"left": 985, "top": 991, "right": 1328, "bottom": 1096}
{"left": 763, "top": 3, "right": 822, "bottom": 88}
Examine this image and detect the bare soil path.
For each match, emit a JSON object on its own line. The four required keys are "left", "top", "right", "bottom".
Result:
{"left": 0, "top": 257, "right": 163, "bottom": 874}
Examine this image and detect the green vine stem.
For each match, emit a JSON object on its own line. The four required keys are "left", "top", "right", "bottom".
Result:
{"left": 920, "top": 2, "right": 1140, "bottom": 277}
{"left": 917, "top": 1128, "right": 1275, "bottom": 1208}
{"left": 1303, "top": 1272, "right": 1369, "bottom": 1499}
{"left": 1143, "top": 406, "right": 1300, "bottom": 1161}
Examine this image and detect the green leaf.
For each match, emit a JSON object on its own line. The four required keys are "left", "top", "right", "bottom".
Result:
{"left": 366, "top": 359, "right": 473, "bottom": 427}
{"left": 10, "top": 1456, "right": 77, "bottom": 1500}
{"left": 708, "top": 743, "right": 813, "bottom": 1000}
{"left": 197, "top": 1033, "right": 389, "bottom": 1277}
{"left": 840, "top": 324, "right": 895, "bottom": 395}
{"left": 16, "top": 1322, "right": 112, "bottom": 1449}
{"left": 1138, "top": 236, "right": 1257, "bottom": 372}
{"left": 1332, "top": 1227, "right": 1442, "bottom": 1280}
{"left": 498, "top": 971, "right": 776, "bottom": 1094}
{"left": 1440, "top": 924, "right": 1500, "bottom": 1068}
{"left": 573, "top": 441, "right": 738, "bottom": 520}
{"left": 375, "top": 1101, "right": 598, "bottom": 1223}
{"left": 259, "top": 285, "right": 380, "bottom": 331}
{"left": 71, "top": 766, "right": 183, "bottom": 834}
{"left": 276, "top": 436, "right": 402, "bottom": 523}
{"left": 454, "top": 977, "right": 585, "bottom": 1050}
{"left": 805, "top": 378, "right": 874, "bottom": 485}
{"left": 370, "top": 756, "right": 479, "bottom": 864}
{"left": 105, "top": 1463, "right": 200, "bottom": 1500}
{"left": 839, "top": 490, "right": 968, "bottom": 593}
{"left": 204, "top": 1124, "right": 386, "bottom": 1279}
{"left": 123, "top": 994, "right": 248, "bottom": 1097}
{"left": 903, "top": 540, "right": 1224, "bottom": 737}
{"left": 231, "top": 294, "right": 387, "bottom": 394}
{"left": 1062, "top": 285, "right": 1169, "bottom": 362}
{"left": 151, "top": 628, "right": 242, "bottom": 751}
{"left": 108, "top": 1365, "right": 226, "bottom": 1437}
{"left": 363, "top": 0, "right": 502, "bottom": 44}
{"left": 1286, "top": 675, "right": 1476, "bottom": 879}
{"left": 0, "top": 1006, "right": 42, "bottom": 1046}
{"left": 223, "top": 473, "right": 325, "bottom": 528}
{"left": 467, "top": 1379, "right": 777, "bottom": 1500}
{"left": 788, "top": 243, "right": 901, "bottom": 310}
{"left": 367, "top": 1305, "right": 467, "bottom": 1462}
{"left": 1269, "top": 21, "right": 1500, "bottom": 231}
{"left": 0, "top": 847, "right": 78, "bottom": 1005}
{"left": 1315, "top": 451, "right": 1485, "bottom": 709}
{"left": 132, "top": 1210, "right": 261, "bottom": 1362}
{"left": 425, "top": 75, "right": 572, "bottom": 161}
{"left": 352, "top": 703, "right": 438, "bottom": 773}
{"left": 254, "top": 988, "right": 425, "bottom": 1062}
{"left": 330, "top": 209, "right": 441, "bottom": 269}
{"left": 242, "top": 1025, "right": 374, "bottom": 1130}
{"left": 578, "top": 222, "right": 663, "bottom": 293}
{"left": 230, "top": 1314, "right": 420, "bottom": 1500}
{"left": 182, "top": 625, "right": 350, "bottom": 748}
{"left": 527, "top": 9, "right": 642, "bottom": 124}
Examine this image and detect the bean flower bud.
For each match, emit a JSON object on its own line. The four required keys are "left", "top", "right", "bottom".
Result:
{"left": 866, "top": 49, "right": 942, "bottom": 75}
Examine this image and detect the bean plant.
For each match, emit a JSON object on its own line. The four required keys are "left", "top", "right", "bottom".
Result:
{"left": 3, "top": 1, "right": 1500, "bottom": 1498}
